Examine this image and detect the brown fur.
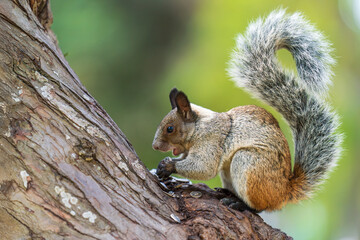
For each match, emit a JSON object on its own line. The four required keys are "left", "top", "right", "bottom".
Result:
{"left": 288, "top": 163, "right": 309, "bottom": 203}
{"left": 244, "top": 147, "right": 292, "bottom": 211}
{"left": 246, "top": 168, "right": 288, "bottom": 210}
{"left": 234, "top": 105, "right": 280, "bottom": 127}
{"left": 247, "top": 163, "right": 308, "bottom": 211}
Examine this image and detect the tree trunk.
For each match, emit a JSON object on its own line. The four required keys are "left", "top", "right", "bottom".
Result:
{"left": 0, "top": 1, "right": 292, "bottom": 239}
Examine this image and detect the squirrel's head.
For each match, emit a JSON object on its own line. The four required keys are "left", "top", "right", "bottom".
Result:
{"left": 152, "top": 88, "right": 197, "bottom": 156}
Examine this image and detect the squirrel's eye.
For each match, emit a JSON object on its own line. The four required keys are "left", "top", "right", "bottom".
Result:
{"left": 167, "top": 126, "right": 174, "bottom": 133}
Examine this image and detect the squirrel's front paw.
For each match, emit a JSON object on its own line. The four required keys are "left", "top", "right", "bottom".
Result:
{"left": 156, "top": 157, "right": 176, "bottom": 179}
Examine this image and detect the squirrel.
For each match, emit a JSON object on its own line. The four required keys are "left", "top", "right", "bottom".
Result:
{"left": 152, "top": 9, "right": 342, "bottom": 212}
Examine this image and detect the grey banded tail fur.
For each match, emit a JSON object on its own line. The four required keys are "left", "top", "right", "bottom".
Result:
{"left": 228, "top": 9, "right": 343, "bottom": 199}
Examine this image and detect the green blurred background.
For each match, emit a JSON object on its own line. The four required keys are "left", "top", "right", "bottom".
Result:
{"left": 51, "top": 0, "right": 359, "bottom": 239}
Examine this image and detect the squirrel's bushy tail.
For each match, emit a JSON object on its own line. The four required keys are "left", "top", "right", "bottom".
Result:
{"left": 228, "top": 9, "right": 342, "bottom": 201}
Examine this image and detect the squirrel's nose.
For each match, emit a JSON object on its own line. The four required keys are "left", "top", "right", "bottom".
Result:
{"left": 152, "top": 142, "right": 160, "bottom": 150}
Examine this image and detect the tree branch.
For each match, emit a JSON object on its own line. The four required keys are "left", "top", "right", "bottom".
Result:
{"left": 0, "top": 1, "right": 292, "bottom": 239}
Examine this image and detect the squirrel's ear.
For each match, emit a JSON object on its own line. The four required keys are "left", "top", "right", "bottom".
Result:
{"left": 175, "top": 91, "right": 195, "bottom": 121}
{"left": 169, "top": 88, "right": 179, "bottom": 109}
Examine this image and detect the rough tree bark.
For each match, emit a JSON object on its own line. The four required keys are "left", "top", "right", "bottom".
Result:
{"left": 0, "top": 1, "right": 292, "bottom": 239}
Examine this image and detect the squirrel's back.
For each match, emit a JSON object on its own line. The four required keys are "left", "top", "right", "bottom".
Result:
{"left": 226, "top": 105, "right": 288, "bottom": 150}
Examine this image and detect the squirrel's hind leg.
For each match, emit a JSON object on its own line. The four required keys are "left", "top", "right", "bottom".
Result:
{"left": 217, "top": 152, "right": 260, "bottom": 213}
{"left": 231, "top": 149, "right": 291, "bottom": 211}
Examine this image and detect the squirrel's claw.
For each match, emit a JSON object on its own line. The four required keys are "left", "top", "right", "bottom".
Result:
{"left": 215, "top": 187, "right": 233, "bottom": 195}
{"left": 220, "top": 197, "right": 260, "bottom": 213}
